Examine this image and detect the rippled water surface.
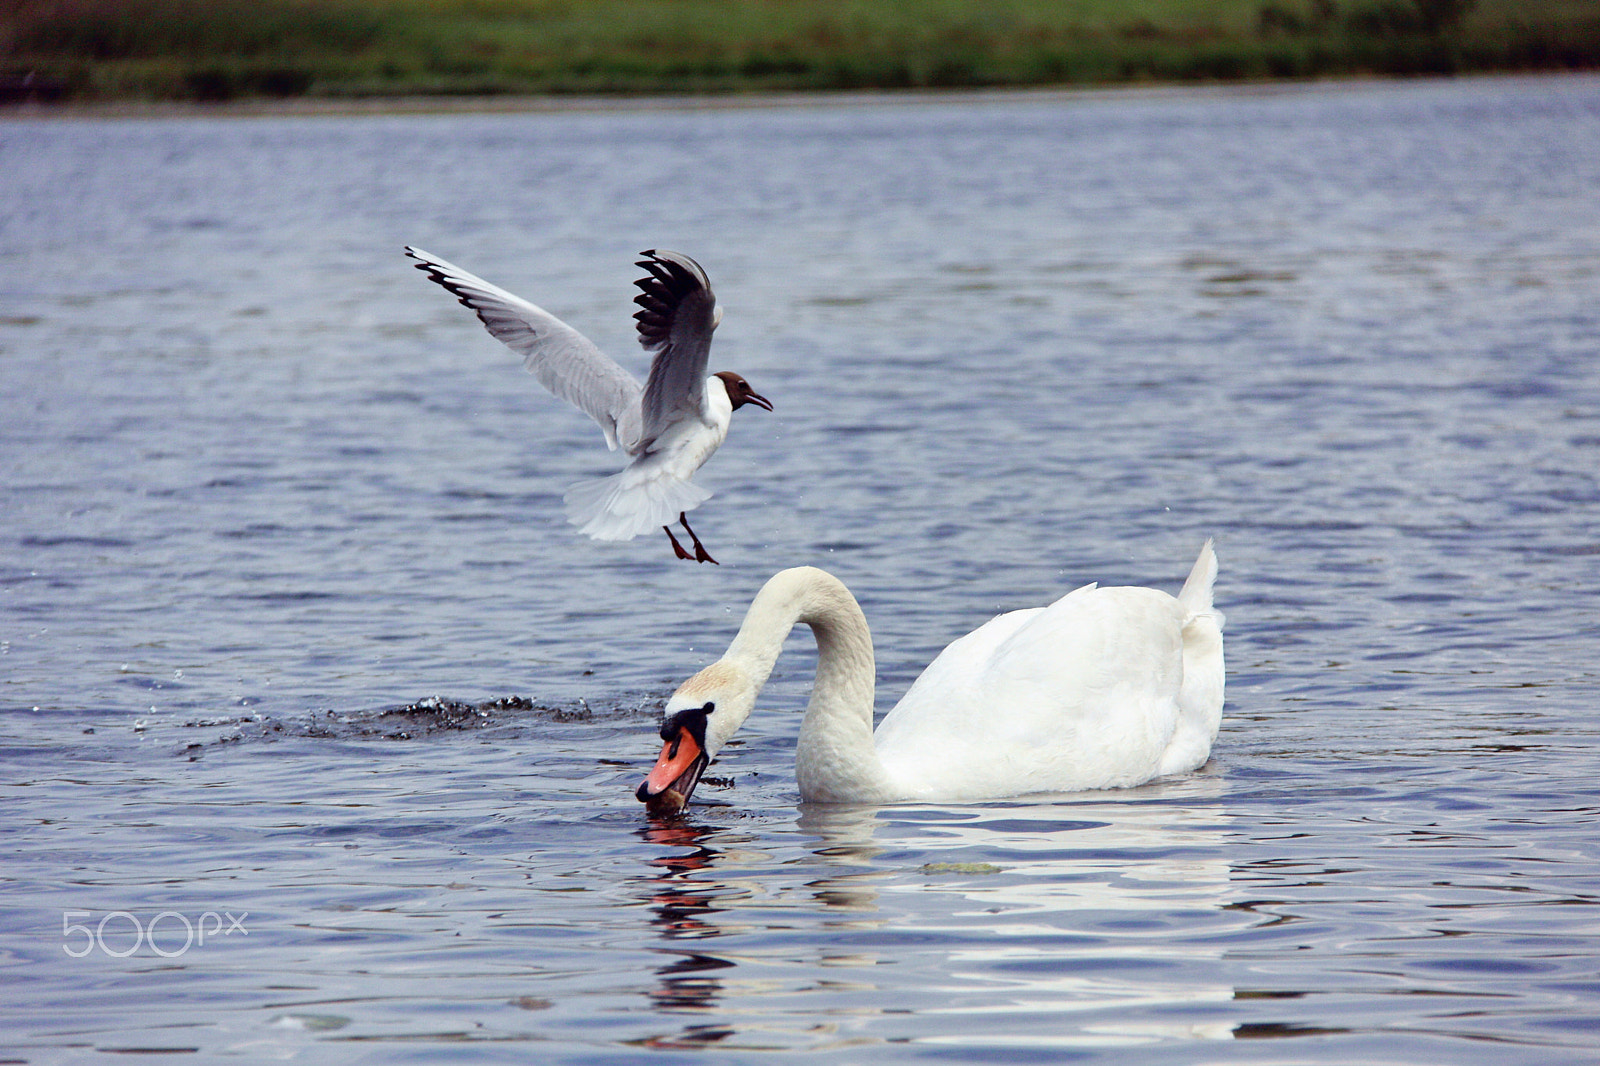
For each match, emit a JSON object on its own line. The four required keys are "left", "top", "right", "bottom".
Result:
{"left": 4, "top": 76, "right": 1600, "bottom": 1062}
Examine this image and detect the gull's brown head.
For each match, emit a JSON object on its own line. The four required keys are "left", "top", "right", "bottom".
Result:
{"left": 713, "top": 371, "right": 773, "bottom": 413}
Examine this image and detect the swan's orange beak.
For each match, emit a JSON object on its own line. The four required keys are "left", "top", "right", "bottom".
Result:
{"left": 636, "top": 708, "right": 710, "bottom": 816}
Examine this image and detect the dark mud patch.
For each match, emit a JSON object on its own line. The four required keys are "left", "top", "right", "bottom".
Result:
{"left": 180, "top": 694, "right": 663, "bottom": 756}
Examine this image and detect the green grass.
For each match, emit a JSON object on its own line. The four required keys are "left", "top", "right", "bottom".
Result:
{"left": 3, "top": 0, "right": 1597, "bottom": 103}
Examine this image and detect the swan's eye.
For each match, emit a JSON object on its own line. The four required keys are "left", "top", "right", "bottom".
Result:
{"left": 660, "top": 702, "right": 714, "bottom": 743}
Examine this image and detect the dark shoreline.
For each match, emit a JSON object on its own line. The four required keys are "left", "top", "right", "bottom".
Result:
{"left": 6, "top": 0, "right": 1596, "bottom": 110}
{"left": 4, "top": 69, "right": 1593, "bottom": 122}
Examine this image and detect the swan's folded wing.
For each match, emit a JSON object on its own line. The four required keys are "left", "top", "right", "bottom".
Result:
{"left": 987, "top": 588, "right": 1186, "bottom": 784}
{"left": 875, "top": 607, "right": 1042, "bottom": 759}
{"left": 633, "top": 250, "right": 718, "bottom": 449}
{"left": 407, "top": 246, "right": 644, "bottom": 451}
{"left": 878, "top": 588, "right": 1188, "bottom": 797}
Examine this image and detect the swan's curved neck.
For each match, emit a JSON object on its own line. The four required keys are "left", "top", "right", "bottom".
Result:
{"left": 726, "top": 568, "right": 895, "bottom": 802}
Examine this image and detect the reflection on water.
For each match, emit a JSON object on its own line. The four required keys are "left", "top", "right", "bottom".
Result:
{"left": 627, "top": 787, "right": 1245, "bottom": 1053}
{"left": 614, "top": 763, "right": 1599, "bottom": 1059}
{"left": 633, "top": 818, "right": 737, "bottom": 1046}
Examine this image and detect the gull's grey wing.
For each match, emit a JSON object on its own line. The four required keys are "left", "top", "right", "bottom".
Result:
{"left": 632, "top": 250, "right": 718, "bottom": 448}
{"left": 407, "top": 246, "right": 644, "bottom": 452}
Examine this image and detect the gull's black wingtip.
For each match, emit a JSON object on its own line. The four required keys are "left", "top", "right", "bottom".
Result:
{"left": 403, "top": 247, "right": 481, "bottom": 315}
{"left": 631, "top": 250, "right": 713, "bottom": 351}
{"left": 404, "top": 245, "right": 437, "bottom": 276}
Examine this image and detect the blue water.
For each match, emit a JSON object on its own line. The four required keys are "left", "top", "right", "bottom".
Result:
{"left": 3, "top": 75, "right": 1599, "bottom": 1061}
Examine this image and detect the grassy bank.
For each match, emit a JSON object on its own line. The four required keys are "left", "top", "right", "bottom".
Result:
{"left": 3, "top": 0, "right": 1597, "bottom": 103}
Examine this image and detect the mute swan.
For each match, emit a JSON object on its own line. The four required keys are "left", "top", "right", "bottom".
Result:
{"left": 638, "top": 541, "right": 1224, "bottom": 811}
{"left": 407, "top": 247, "right": 771, "bottom": 563}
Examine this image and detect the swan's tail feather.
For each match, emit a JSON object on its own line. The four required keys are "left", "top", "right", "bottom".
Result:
{"left": 1178, "top": 537, "right": 1223, "bottom": 629}
{"left": 563, "top": 470, "right": 712, "bottom": 542}
{"left": 1161, "top": 538, "right": 1225, "bottom": 777}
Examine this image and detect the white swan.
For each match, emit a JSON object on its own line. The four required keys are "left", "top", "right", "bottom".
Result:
{"left": 637, "top": 541, "right": 1224, "bottom": 811}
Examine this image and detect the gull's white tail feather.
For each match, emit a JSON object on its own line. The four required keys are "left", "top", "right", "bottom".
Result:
{"left": 564, "top": 468, "right": 713, "bottom": 541}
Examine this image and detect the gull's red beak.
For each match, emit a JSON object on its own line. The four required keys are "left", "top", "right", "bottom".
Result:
{"left": 635, "top": 705, "right": 711, "bottom": 816}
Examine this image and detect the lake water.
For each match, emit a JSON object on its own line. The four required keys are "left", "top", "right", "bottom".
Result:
{"left": 3, "top": 74, "right": 1599, "bottom": 1062}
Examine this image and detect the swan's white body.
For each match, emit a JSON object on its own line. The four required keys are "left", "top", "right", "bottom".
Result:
{"left": 639, "top": 542, "right": 1224, "bottom": 808}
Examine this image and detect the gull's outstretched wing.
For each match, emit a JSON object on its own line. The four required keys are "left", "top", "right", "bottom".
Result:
{"left": 407, "top": 246, "right": 644, "bottom": 452}
{"left": 632, "top": 250, "right": 718, "bottom": 449}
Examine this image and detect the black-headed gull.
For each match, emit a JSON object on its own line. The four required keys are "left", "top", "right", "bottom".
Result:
{"left": 406, "top": 247, "right": 771, "bottom": 564}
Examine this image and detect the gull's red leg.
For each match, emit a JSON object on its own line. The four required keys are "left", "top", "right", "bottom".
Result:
{"left": 678, "top": 512, "right": 718, "bottom": 565}
{"left": 663, "top": 525, "right": 695, "bottom": 561}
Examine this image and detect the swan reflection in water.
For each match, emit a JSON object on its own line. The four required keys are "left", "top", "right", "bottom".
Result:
{"left": 630, "top": 817, "right": 737, "bottom": 1047}
{"left": 628, "top": 779, "right": 1240, "bottom": 1052}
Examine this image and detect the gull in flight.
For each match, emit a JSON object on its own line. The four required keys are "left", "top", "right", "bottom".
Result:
{"left": 406, "top": 247, "right": 771, "bottom": 563}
